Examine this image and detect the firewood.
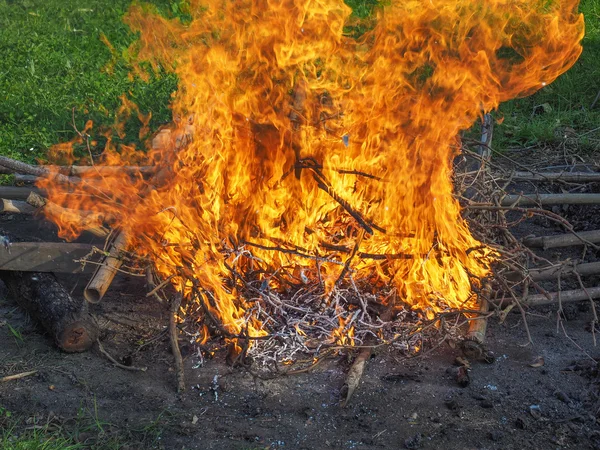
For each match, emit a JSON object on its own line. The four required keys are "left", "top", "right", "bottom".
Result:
{"left": 0, "top": 242, "right": 94, "bottom": 273}
{"left": 84, "top": 232, "right": 129, "bottom": 303}
{"left": 523, "top": 229, "right": 600, "bottom": 249}
{"left": 501, "top": 193, "right": 600, "bottom": 206}
{"left": 26, "top": 192, "right": 109, "bottom": 238}
{"left": 0, "top": 187, "right": 43, "bottom": 200}
{"left": 0, "top": 271, "right": 98, "bottom": 352}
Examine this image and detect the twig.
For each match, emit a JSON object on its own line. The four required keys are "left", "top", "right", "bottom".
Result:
{"left": 96, "top": 339, "right": 147, "bottom": 371}
{"left": 0, "top": 370, "right": 38, "bottom": 382}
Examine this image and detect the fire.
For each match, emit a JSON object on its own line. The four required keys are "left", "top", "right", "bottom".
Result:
{"left": 38, "top": 0, "right": 583, "bottom": 341}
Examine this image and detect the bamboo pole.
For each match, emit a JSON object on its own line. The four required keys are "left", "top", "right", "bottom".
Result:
{"left": 84, "top": 232, "right": 129, "bottom": 303}
{"left": 501, "top": 193, "right": 600, "bottom": 206}
{"left": 461, "top": 284, "right": 490, "bottom": 360}
{"left": 523, "top": 229, "right": 600, "bottom": 249}
{"left": 510, "top": 172, "right": 600, "bottom": 183}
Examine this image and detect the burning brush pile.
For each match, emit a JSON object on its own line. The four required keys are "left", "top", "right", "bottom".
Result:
{"left": 28, "top": 0, "right": 583, "bottom": 370}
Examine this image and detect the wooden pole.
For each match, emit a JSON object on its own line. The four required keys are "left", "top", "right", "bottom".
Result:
{"left": 84, "top": 232, "right": 129, "bottom": 303}
{"left": 523, "top": 229, "right": 600, "bottom": 249}
{"left": 461, "top": 284, "right": 490, "bottom": 360}
{"left": 0, "top": 165, "right": 154, "bottom": 177}
{"left": 501, "top": 193, "right": 600, "bottom": 206}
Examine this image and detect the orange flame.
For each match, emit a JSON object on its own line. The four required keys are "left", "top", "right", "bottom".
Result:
{"left": 38, "top": 0, "right": 583, "bottom": 339}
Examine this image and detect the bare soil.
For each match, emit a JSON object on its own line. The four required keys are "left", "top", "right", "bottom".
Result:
{"left": 3, "top": 145, "right": 600, "bottom": 449}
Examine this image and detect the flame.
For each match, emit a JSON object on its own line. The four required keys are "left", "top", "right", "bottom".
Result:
{"left": 38, "top": 0, "right": 583, "bottom": 341}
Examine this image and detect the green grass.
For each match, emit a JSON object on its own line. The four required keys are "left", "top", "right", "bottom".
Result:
{"left": 494, "top": 0, "right": 600, "bottom": 151}
{"left": 0, "top": 0, "right": 178, "bottom": 164}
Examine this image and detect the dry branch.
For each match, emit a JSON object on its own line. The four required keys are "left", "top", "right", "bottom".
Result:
{"left": 0, "top": 165, "right": 154, "bottom": 177}
{"left": 523, "top": 230, "right": 600, "bottom": 249}
{"left": 501, "top": 193, "right": 600, "bottom": 206}
{"left": 510, "top": 172, "right": 600, "bottom": 183}
{"left": 84, "top": 232, "right": 129, "bottom": 303}
{"left": 505, "top": 261, "right": 600, "bottom": 282}
{"left": 461, "top": 286, "right": 490, "bottom": 359}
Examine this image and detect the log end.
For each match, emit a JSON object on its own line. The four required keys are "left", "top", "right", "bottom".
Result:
{"left": 57, "top": 319, "right": 98, "bottom": 353}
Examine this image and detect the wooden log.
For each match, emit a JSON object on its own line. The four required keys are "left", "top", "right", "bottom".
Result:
{"left": 0, "top": 242, "right": 94, "bottom": 273}
{"left": 461, "top": 285, "right": 490, "bottom": 360}
{"left": 510, "top": 172, "right": 600, "bottom": 183}
{"left": 84, "top": 232, "right": 129, "bottom": 303}
{"left": 0, "top": 199, "right": 36, "bottom": 214}
{"left": 505, "top": 261, "right": 600, "bottom": 282}
{"left": 523, "top": 229, "right": 600, "bottom": 249}
{"left": 0, "top": 271, "right": 98, "bottom": 352}
{"left": 501, "top": 193, "right": 600, "bottom": 206}
{"left": 26, "top": 192, "right": 109, "bottom": 238}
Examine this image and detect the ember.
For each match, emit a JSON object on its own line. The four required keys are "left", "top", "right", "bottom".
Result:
{"left": 36, "top": 0, "right": 583, "bottom": 353}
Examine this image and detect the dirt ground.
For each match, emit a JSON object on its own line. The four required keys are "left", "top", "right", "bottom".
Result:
{"left": 2, "top": 146, "right": 600, "bottom": 449}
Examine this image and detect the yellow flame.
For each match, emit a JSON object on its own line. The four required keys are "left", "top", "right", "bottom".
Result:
{"left": 39, "top": 0, "right": 583, "bottom": 341}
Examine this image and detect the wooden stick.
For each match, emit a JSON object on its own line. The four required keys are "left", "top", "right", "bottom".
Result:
{"left": 84, "top": 232, "right": 129, "bottom": 303}
{"left": 505, "top": 261, "right": 600, "bottom": 282}
{"left": 0, "top": 370, "right": 38, "bottom": 383}
{"left": 523, "top": 229, "right": 600, "bottom": 249}
{"left": 26, "top": 192, "right": 109, "bottom": 238}
{"left": 340, "top": 346, "right": 370, "bottom": 407}
{"left": 170, "top": 292, "right": 185, "bottom": 393}
{"left": 510, "top": 172, "right": 600, "bottom": 183}
{"left": 96, "top": 339, "right": 147, "bottom": 371}
{"left": 0, "top": 198, "right": 36, "bottom": 214}
{"left": 501, "top": 193, "right": 600, "bottom": 206}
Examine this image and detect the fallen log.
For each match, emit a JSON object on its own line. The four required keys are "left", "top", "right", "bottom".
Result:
{"left": 523, "top": 229, "right": 600, "bottom": 249}
{"left": 0, "top": 198, "right": 36, "bottom": 214}
{"left": 510, "top": 172, "right": 600, "bottom": 183}
{"left": 84, "top": 232, "right": 129, "bottom": 303}
{"left": 501, "top": 193, "right": 600, "bottom": 206}
{"left": 0, "top": 242, "right": 94, "bottom": 273}
{"left": 0, "top": 271, "right": 98, "bottom": 352}
{"left": 505, "top": 261, "right": 600, "bottom": 282}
